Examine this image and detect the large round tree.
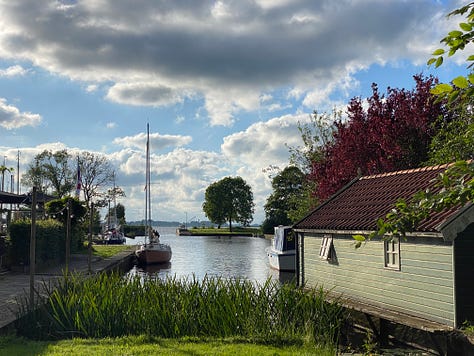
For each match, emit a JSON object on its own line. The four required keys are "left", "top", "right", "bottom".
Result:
{"left": 261, "top": 166, "right": 305, "bottom": 234}
{"left": 202, "top": 176, "right": 254, "bottom": 231}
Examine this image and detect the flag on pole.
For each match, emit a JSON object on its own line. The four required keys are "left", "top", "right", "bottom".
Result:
{"left": 75, "top": 158, "right": 82, "bottom": 198}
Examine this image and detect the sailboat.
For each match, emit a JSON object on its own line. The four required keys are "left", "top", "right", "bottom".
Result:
{"left": 103, "top": 172, "right": 126, "bottom": 244}
{"left": 135, "top": 124, "right": 172, "bottom": 264}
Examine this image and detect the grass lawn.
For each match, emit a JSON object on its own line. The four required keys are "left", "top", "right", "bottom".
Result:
{"left": 0, "top": 335, "right": 334, "bottom": 355}
{"left": 90, "top": 244, "right": 135, "bottom": 258}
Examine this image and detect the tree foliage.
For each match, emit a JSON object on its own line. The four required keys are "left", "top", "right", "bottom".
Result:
{"left": 106, "top": 202, "right": 126, "bottom": 225}
{"left": 284, "top": 110, "right": 337, "bottom": 220}
{"left": 354, "top": 3, "right": 474, "bottom": 246}
{"left": 311, "top": 75, "right": 446, "bottom": 200}
{"left": 77, "top": 151, "right": 115, "bottom": 208}
{"left": 202, "top": 176, "right": 254, "bottom": 231}
{"left": 428, "top": 2, "right": 474, "bottom": 103}
{"left": 427, "top": 2, "right": 474, "bottom": 164}
{"left": 287, "top": 110, "right": 338, "bottom": 174}
{"left": 262, "top": 166, "right": 305, "bottom": 234}
{"left": 22, "top": 150, "right": 74, "bottom": 197}
{"left": 0, "top": 164, "right": 14, "bottom": 192}
{"left": 45, "top": 197, "right": 88, "bottom": 227}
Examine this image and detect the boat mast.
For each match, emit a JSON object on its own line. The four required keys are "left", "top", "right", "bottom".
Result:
{"left": 145, "top": 123, "right": 151, "bottom": 245}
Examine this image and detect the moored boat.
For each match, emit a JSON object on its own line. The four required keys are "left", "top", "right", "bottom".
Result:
{"left": 266, "top": 226, "right": 295, "bottom": 271}
{"left": 136, "top": 230, "right": 172, "bottom": 264}
{"left": 176, "top": 225, "right": 192, "bottom": 235}
{"left": 135, "top": 124, "right": 172, "bottom": 265}
{"left": 103, "top": 227, "right": 126, "bottom": 244}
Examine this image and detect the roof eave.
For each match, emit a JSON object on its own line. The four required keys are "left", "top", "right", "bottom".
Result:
{"left": 293, "top": 228, "right": 443, "bottom": 239}
{"left": 438, "top": 203, "right": 474, "bottom": 241}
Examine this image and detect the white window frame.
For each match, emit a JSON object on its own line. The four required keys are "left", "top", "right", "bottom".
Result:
{"left": 319, "top": 235, "right": 333, "bottom": 260}
{"left": 384, "top": 237, "right": 400, "bottom": 270}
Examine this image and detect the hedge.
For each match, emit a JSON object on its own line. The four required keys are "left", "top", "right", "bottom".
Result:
{"left": 8, "top": 219, "right": 84, "bottom": 266}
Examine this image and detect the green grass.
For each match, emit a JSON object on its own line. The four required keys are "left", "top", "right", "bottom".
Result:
{"left": 0, "top": 335, "right": 334, "bottom": 355}
{"left": 79, "top": 243, "right": 135, "bottom": 258}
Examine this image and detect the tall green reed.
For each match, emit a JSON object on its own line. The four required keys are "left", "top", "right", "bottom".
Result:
{"left": 16, "top": 272, "right": 346, "bottom": 346}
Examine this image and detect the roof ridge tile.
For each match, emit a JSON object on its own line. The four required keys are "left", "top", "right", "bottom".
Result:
{"left": 361, "top": 163, "right": 452, "bottom": 180}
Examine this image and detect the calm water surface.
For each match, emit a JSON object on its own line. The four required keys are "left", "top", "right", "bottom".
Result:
{"left": 126, "top": 226, "right": 294, "bottom": 284}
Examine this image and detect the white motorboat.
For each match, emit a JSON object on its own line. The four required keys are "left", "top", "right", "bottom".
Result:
{"left": 266, "top": 226, "right": 295, "bottom": 271}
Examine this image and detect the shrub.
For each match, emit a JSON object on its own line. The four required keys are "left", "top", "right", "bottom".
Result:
{"left": 8, "top": 219, "right": 84, "bottom": 266}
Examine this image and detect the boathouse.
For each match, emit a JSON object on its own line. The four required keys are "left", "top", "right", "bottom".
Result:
{"left": 293, "top": 164, "right": 474, "bottom": 330}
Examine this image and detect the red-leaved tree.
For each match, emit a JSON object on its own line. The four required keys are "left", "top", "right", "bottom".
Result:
{"left": 311, "top": 74, "right": 448, "bottom": 200}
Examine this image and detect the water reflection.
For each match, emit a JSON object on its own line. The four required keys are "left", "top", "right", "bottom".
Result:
{"left": 126, "top": 226, "right": 295, "bottom": 284}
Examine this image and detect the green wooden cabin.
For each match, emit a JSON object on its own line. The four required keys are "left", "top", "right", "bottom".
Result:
{"left": 293, "top": 164, "right": 474, "bottom": 329}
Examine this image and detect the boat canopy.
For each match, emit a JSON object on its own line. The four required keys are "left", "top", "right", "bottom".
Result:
{"left": 273, "top": 226, "right": 295, "bottom": 251}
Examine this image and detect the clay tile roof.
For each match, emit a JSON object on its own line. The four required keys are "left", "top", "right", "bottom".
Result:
{"left": 294, "top": 163, "right": 462, "bottom": 233}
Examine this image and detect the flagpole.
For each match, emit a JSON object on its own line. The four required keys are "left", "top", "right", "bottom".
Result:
{"left": 75, "top": 156, "right": 82, "bottom": 199}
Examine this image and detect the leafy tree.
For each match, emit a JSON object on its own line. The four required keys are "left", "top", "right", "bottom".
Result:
{"left": 105, "top": 202, "right": 126, "bottom": 225}
{"left": 427, "top": 2, "right": 474, "bottom": 164}
{"left": 428, "top": 2, "right": 474, "bottom": 103}
{"left": 262, "top": 166, "right": 305, "bottom": 234}
{"left": 22, "top": 150, "right": 74, "bottom": 197}
{"left": 78, "top": 152, "right": 115, "bottom": 208}
{"left": 354, "top": 3, "right": 474, "bottom": 246}
{"left": 288, "top": 110, "right": 338, "bottom": 174}
{"left": 202, "top": 181, "right": 226, "bottom": 228}
{"left": 0, "top": 164, "right": 14, "bottom": 192}
{"left": 202, "top": 176, "right": 254, "bottom": 231}
{"left": 311, "top": 75, "right": 446, "bottom": 200}
{"left": 286, "top": 110, "right": 338, "bottom": 216}
{"left": 45, "top": 197, "right": 87, "bottom": 227}
{"left": 427, "top": 105, "right": 474, "bottom": 164}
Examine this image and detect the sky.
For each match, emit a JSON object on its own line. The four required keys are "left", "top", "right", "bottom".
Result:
{"left": 0, "top": 0, "right": 471, "bottom": 224}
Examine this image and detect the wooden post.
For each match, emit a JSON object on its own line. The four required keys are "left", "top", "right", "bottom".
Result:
{"left": 29, "top": 186, "right": 37, "bottom": 310}
{"left": 88, "top": 202, "right": 94, "bottom": 274}
{"left": 65, "top": 198, "right": 71, "bottom": 275}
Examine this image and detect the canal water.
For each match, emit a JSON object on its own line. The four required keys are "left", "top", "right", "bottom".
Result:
{"left": 126, "top": 226, "right": 294, "bottom": 284}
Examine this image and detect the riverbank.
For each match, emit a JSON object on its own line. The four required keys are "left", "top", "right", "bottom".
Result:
{"left": 180, "top": 227, "right": 262, "bottom": 237}
{"left": 0, "top": 247, "right": 135, "bottom": 332}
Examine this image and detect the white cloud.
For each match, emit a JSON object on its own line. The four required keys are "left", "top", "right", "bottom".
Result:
{"left": 0, "top": 98, "right": 42, "bottom": 129}
{"left": 0, "top": 65, "right": 29, "bottom": 77}
{"left": 221, "top": 113, "right": 311, "bottom": 221}
{"left": 116, "top": 147, "right": 230, "bottom": 221}
{"left": 0, "top": 0, "right": 448, "bottom": 126}
{"left": 113, "top": 131, "right": 192, "bottom": 151}
{"left": 86, "top": 84, "right": 98, "bottom": 92}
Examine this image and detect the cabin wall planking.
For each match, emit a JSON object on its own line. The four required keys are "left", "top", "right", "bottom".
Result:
{"left": 302, "top": 233, "right": 456, "bottom": 327}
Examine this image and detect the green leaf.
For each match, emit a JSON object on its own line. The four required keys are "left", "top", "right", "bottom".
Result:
{"left": 453, "top": 76, "right": 469, "bottom": 88}
{"left": 467, "top": 55, "right": 474, "bottom": 62}
{"left": 437, "top": 83, "right": 454, "bottom": 93}
{"left": 459, "top": 22, "right": 472, "bottom": 31}
{"left": 353, "top": 234, "right": 366, "bottom": 242}
{"left": 427, "top": 58, "right": 437, "bottom": 66}
{"left": 448, "top": 30, "right": 463, "bottom": 38}
{"left": 469, "top": 73, "right": 474, "bottom": 84}
{"left": 435, "top": 56, "right": 444, "bottom": 68}
{"left": 432, "top": 48, "right": 445, "bottom": 56}
{"left": 448, "top": 90, "right": 460, "bottom": 103}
